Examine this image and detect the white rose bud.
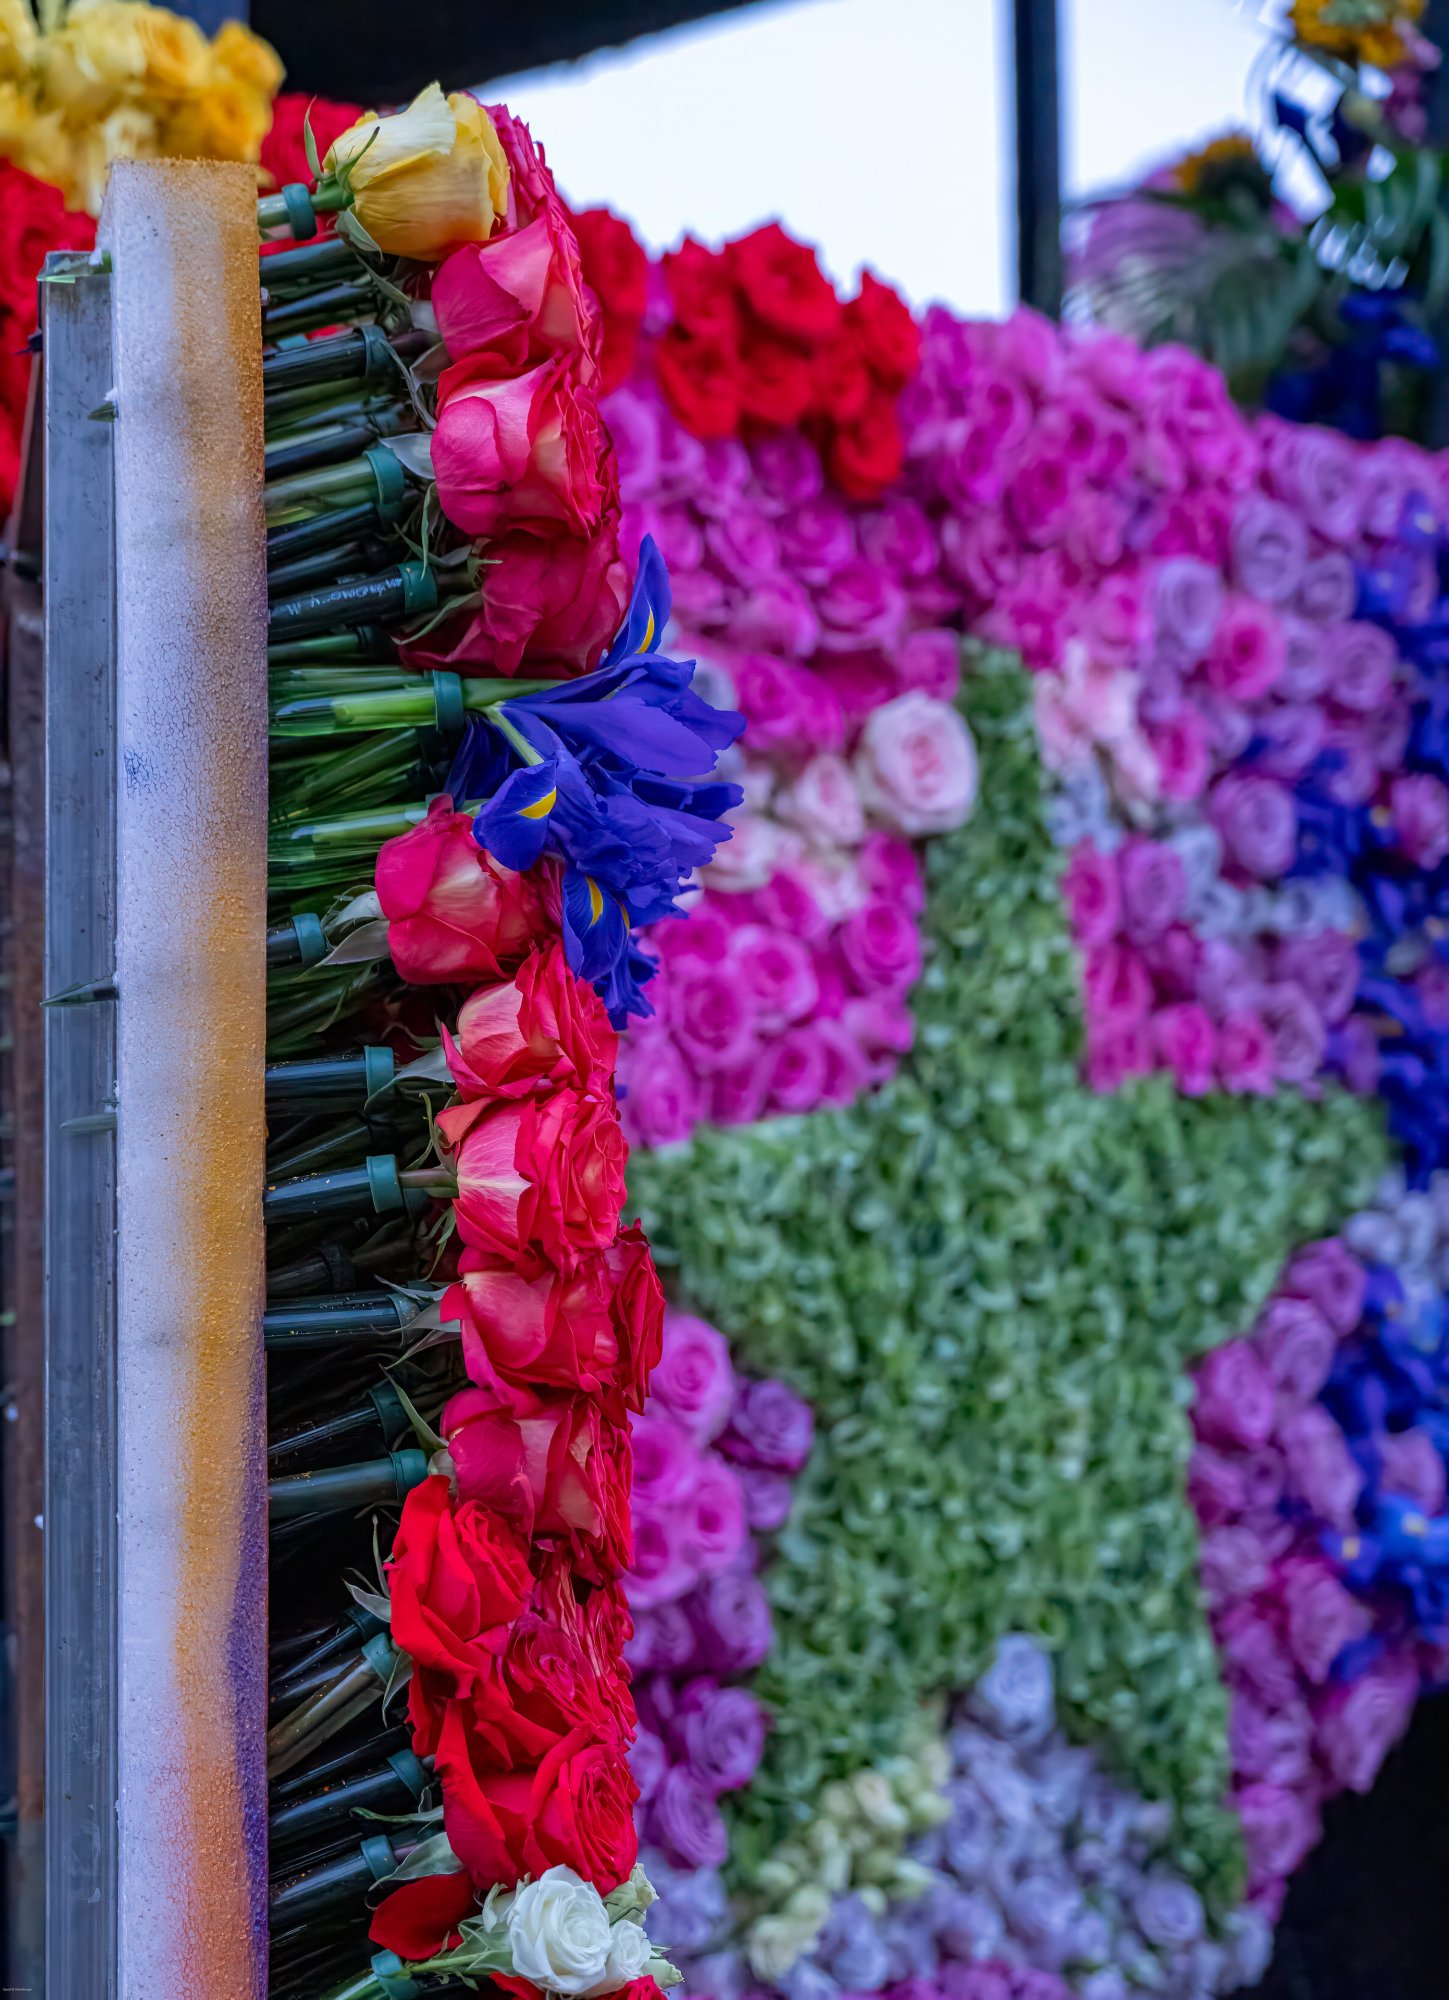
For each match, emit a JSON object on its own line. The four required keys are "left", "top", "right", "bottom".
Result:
{"left": 507, "top": 1867, "right": 612, "bottom": 1995}
{"left": 583, "top": 1917, "right": 653, "bottom": 1997}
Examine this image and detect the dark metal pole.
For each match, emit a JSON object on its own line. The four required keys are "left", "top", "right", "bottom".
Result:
{"left": 1013, "top": 0, "right": 1063, "bottom": 317}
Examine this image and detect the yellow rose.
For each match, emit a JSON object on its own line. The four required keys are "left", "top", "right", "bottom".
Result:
{"left": 323, "top": 80, "right": 510, "bottom": 260}
{"left": 131, "top": 4, "right": 210, "bottom": 98}
{"left": 36, "top": 5, "right": 143, "bottom": 119}
{"left": 163, "top": 76, "right": 269, "bottom": 163}
{"left": 0, "top": 0, "right": 37, "bottom": 87}
{"left": 208, "top": 18, "right": 283, "bottom": 98}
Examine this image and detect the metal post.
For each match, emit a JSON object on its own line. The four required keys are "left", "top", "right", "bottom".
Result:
{"left": 1013, "top": 0, "right": 1063, "bottom": 317}
{"left": 41, "top": 252, "right": 120, "bottom": 2000}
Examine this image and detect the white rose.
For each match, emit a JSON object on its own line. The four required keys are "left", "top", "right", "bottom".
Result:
{"left": 778, "top": 754, "right": 867, "bottom": 851}
{"left": 583, "top": 1918, "right": 653, "bottom": 1997}
{"left": 507, "top": 1867, "right": 612, "bottom": 1995}
{"left": 854, "top": 693, "right": 979, "bottom": 837}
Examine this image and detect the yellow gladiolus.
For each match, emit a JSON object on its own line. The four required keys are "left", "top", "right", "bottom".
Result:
{"left": 323, "top": 81, "right": 510, "bottom": 260}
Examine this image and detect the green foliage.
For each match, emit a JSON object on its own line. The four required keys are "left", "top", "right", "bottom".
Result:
{"left": 629, "top": 652, "right": 1389, "bottom": 1910}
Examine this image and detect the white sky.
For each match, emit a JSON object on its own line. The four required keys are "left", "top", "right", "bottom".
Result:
{"left": 488, "top": 0, "right": 1289, "bottom": 317}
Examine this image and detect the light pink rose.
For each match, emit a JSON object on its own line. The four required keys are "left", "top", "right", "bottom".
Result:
{"left": 778, "top": 754, "right": 867, "bottom": 849}
{"left": 1276, "top": 613, "right": 1332, "bottom": 699}
{"left": 1275, "top": 932, "right": 1360, "bottom": 1027}
{"left": 669, "top": 963, "right": 759, "bottom": 1074}
{"left": 855, "top": 693, "right": 979, "bottom": 836}
{"left": 841, "top": 993, "right": 915, "bottom": 1083}
{"left": 777, "top": 497, "right": 857, "bottom": 584}
{"left": 730, "top": 576, "right": 821, "bottom": 658}
{"left": 1062, "top": 842, "right": 1122, "bottom": 948}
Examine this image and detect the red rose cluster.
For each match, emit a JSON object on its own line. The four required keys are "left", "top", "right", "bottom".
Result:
{"left": 651, "top": 222, "right": 919, "bottom": 501}
{"left": 0, "top": 160, "right": 95, "bottom": 525}
{"left": 368, "top": 803, "right": 666, "bottom": 1965}
{"left": 402, "top": 110, "right": 633, "bottom": 682}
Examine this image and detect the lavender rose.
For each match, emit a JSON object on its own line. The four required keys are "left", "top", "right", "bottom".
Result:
{"left": 649, "top": 1761, "right": 730, "bottom": 1868}
{"left": 687, "top": 1568, "right": 774, "bottom": 1673}
{"left": 1194, "top": 1339, "right": 1275, "bottom": 1452}
{"left": 1132, "top": 1874, "right": 1204, "bottom": 1948}
{"left": 653, "top": 1312, "right": 737, "bottom": 1444}
{"left": 968, "top": 1634, "right": 1056, "bottom": 1747}
{"left": 1235, "top": 1780, "right": 1320, "bottom": 1891}
{"left": 1279, "top": 1405, "right": 1363, "bottom": 1527}
{"left": 1231, "top": 496, "right": 1308, "bottom": 605}
{"left": 1328, "top": 621, "right": 1398, "bottom": 713}
{"left": 1296, "top": 550, "right": 1357, "bottom": 624}
{"left": 1315, "top": 1653, "right": 1418, "bottom": 1793}
{"left": 1209, "top": 772, "right": 1298, "bottom": 881}
{"left": 1152, "top": 556, "right": 1222, "bottom": 661}
{"left": 736, "top": 1465, "right": 796, "bottom": 1532}
{"left": 628, "top": 1727, "right": 669, "bottom": 1805}
{"left": 721, "top": 1378, "right": 815, "bottom": 1474}
{"left": 1281, "top": 1556, "right": 1370, "bottom": 1685}
{"left": 1253, "top": 1292, "right": 1335, "bottom": 1412}
{"left": 1283, "top": 1238, "right": 1366, "bottom": 1337}
{"left": 676, "top": 1680, "right": 768, "bottom": 1793}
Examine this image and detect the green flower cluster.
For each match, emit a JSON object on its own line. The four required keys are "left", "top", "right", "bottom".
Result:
{"left": 629, "top": 650, "right": 1389, "bottom": 1910}
{"left": 740, "top": 1708, "right": 949, "bottom": 1984}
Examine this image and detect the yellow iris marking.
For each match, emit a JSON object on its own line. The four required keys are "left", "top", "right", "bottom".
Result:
{"left": 643, "top": 609, "right": 655, "bottom": 650}
{"left": 518, "top": 787, "right": 557, "bottom": 820}
{"left": 586, "top": 876, "right": 604, "bottom": 923}
{"left": 1342, "top": 1536, "right": 1362, "bottom": 1559}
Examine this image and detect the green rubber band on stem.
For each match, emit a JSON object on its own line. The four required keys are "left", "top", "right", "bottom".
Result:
{"left": 362, "top": 1045, "right": 396, "bottom": 1099}
{"left": 364, "top": 1153, "right": 403, "bottom": 1215}
{"left": 360, "top": 1631, "right": 397, "bottom": 1685}
{"left": 397, "top": 560, "right": 439, "bottom": 618}
{"left": 367, "top": 1380, "right": 410, "bottom": 1447}
{"left": 360, "top": 1832, "right": 398, "bottom": 1884}
{"left": 386, "top": 1747, "right": 429, "bottom": 1801}
{"left": 364, "top": 442, "right": 407, "bottom": 519}
{"left": 431, "top": 670, "right": 465, "bottom": 736}
{"left": 359, "top": 322, "right": 394, "bottom": 380}
{"left": 293, "top": 913, "right": 328, "bottom": 965}
{"left": 370, "top": 1952, "right": 422, "bottom": 2000}
{"left": 390, "top": 1447, "right": 429, "bottom": 1501}
{"left": 282, "top": 183, "right": 318, "bottom": 240}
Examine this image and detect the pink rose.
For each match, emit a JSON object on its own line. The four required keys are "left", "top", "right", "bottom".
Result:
{"left": 1083, "top": 942, "right": 1154, "bottom": 1032}
{"left": 895, "top": 628, "right": 963, "bottom": 702}
{"left": 727, "top": 924, "right": 820, "bottom": 1030}
{"left": 617, "top": 1027, "right": 700, "bottom": 1149}
{"left": 1328, "top": 622, "right": 1398, "bottom": 713}
{"left": 814, "top": 1017, "right": 872, "bottom": 1107}
{"left": 669, "top": 963, "right": 759, "bottom": 1073}
{"left": 859, "top": 830, "right": 926, "bottom": 913}
{"left": 841, "top": 993, "right": 915, "bottom": 1083}
{"left": 433, "top": 352, "right": 606, "bottom": 539}
{"left": 652, "top": 1312, "right": 736, "bottom": 1444}
{"left": 1117, "top": 836, "right": 1187, "bottom": 942}
{"left": 1210, "top": 773, "right": 1298, "bottom": 880}
{"left": 1148, "top": 708, "right": 1211, "bottom": 803}
{"left": 1254, "top": 1293, "right": 1335, "bottom": 1411}
{"left": 777, "top": 497, "right": 857, "bottom": 584}
{"left": 1202, "top": 596, "right": 1285, "bottom": 702}
{"left": 749, "top": 430, "right": 824, "bottom": 513}
{"left": 859, "top": 495, "right": 939, "bottom": 579}
{"left": 680, "top": 1456, "right": 747, "bottom": 1573}
{"left": 838, "top": 899, "right": 923, "bottom": 995}
{"left": 814, "top": 559, "right": 907, "bottom": 653}
{"left": 1236, "top": 1782, "right": 1321, "bottom": 1893}
{"left": 1231, "top": 497, "right": 1308, "bottom": 605}
{"left": 731, "top": 576, "right": 822, "bottom": 658}
{"left": 1219, "top": 1014, "right": 1276, "bottom": 1095}
{"left": 1085, "top": 1017, "right": 1153, "bottom": 1092}
{"left": 433, "top": 205, "right": 594, "bottom": 374}
{"left": 1200, "top": 1523, "right": 1271, "bottom": 1602}
{"left": 1390, "top": 772, "right": 1449, "bottom": 870}
{"left": 1279, "top": 1405, "right": 1362, "bottom": 1527}
{"left": 1062, "top": 842, "right": 1122, "bottom": 947}
{"left": 1281, "top": 1556, "right": 1370, "bottom": 1684}
{"left": 1153, "top": 1002, "right": 1216, "bottom": 1096}
{"left": 400, "top": 518, "right": 627, "bottom": 679}
{"left": 705, "top": 504, "right": 781, "bottom": 587}
{"left": 1315, "top": 1654, "right": 1418, "bottom": 1793}
{"left": 1283, "top": 1239, "right": 1365, "bottom": 1338}
{"left": 940, "top": 511, "right": 1023, "bottom": 604}
{"left": 854, "top": 693, "right": 979, "bottom": 836}
{"left": 779, "top": 754, "right": 867, "bottom": 849}
{"left": 709, "top": 1055, "right": 772, "bottom": 1128}
{"left": 765, "top": 1026, "right": 829, "bottom": 1112}
{"left": 753, "top": 866, "right": 834, "bottom": 947}
{"left": 1195, "top": 1340, "right": 1276, "bottom": 1451}
{"left": 731, "top": 653, "right": 844, "bottom": 756}
{"left": 1218, "top": 1603, "right": 1300, "bottom": 1708}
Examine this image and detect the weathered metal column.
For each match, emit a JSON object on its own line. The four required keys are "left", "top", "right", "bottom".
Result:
{"left": 42, "top": 159, "right": 270, "bottom": 1997}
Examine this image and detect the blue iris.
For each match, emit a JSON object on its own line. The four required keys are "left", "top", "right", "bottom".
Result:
{"left": 446, "top": 536, "right": 744, "bottom": 1025}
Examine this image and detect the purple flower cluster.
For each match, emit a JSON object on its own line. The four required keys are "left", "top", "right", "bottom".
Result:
{"left": 626, "top": 1309, "right": 813, "bottom": 1871}
{"left": 1188, "top": 1236, "right": 1422, "bottom": 1918}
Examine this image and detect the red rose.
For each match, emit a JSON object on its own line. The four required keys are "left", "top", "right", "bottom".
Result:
{"left": 580, "top": 1576, "right": 638, "bottom": 1736}
{"left": 436, "top": 1704, "right": 639, "bottom": 1890}
{"left": 655, "top": 327, "right": 741, "bottom": 440}
{"left": 387, "top": 1475, "right": 533, "bottom": 1754}
{"left": 375, "top": 797, "right": 554, "bottom": 985}
{"left": 444, "top": 1246, "right": 621, "bottom": 1405}
{"left": 369, "top": 1869, "right": 476, "bottom": 1960}
{"left": 433, "top": 351, "right": 606, "bottom": 541}
{"left": 442, "top": 1383, "right": 632, "bottom": 1572}
{"left": 826, "top": 393, "right": 905, "bottom": 501}
{"left": 443, "top": 937, "right": 617, "bottom": 1100}
{"left": 726, "top": 222, "right": 841, "bottom": 347}
{"left": 572, "top": 207, "right": 649, "bottom": 394}
{"left": 488, "top": 102, "right": 557, "bottom": 228}
{"left": 439, "top": 1086, "right": 627, "bottom": 1268}
{"left": 737, "top": 329, "right": 815, "bottom": 429}
{"left": 432, "top": 200, "right": 598, "bottom": 380}
{"left": 466, "top": 1571, "right": 623, "bottom": 1768}
{"left": 843, "top": 271, "right": 921, "bottom": 388}
{"left": 443, "top": 1221, "right": 659, "bottom": 1415}
{"left": 0, "top": 163, "right": 94, "bottom": 519}
{"left": 810, "top": 334, "right": 873, "bottom": 425}
{"left": 663, "top": 237, "right": 739, "bottom": 343}
{"left": 399, "top": 495, "right": 627, "bottom": 680}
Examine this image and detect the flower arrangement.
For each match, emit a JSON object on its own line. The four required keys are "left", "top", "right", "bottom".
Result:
{"left": 0, "top": 0, "right": 283, "bottom": 213}
{"left": 251, "top": 88, "right": 746, "bottom": 2000}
